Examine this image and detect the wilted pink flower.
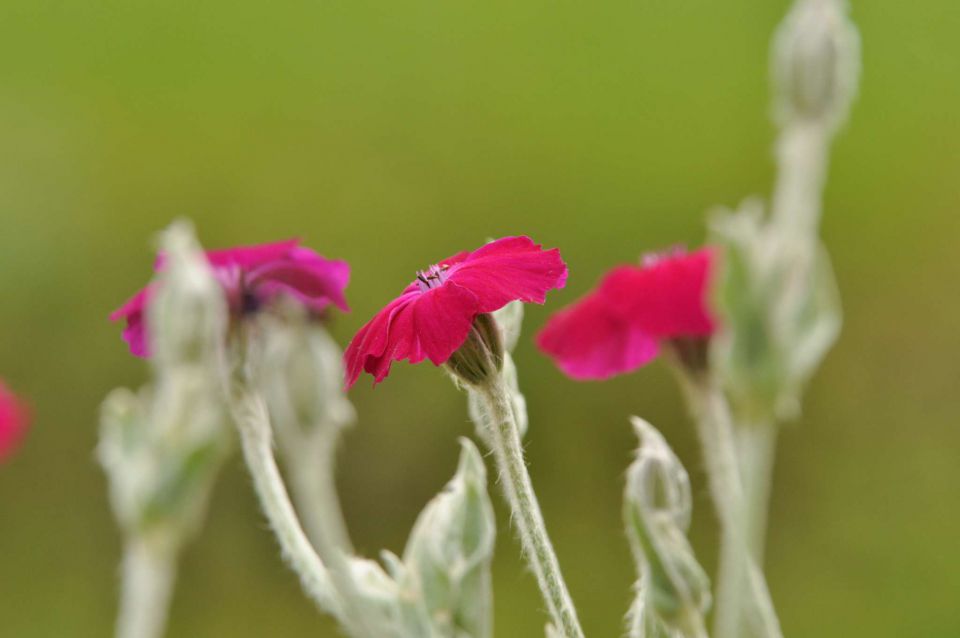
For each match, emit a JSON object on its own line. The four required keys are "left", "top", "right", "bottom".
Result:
{"left": 537, "top": 248, "right": 717, "bottom": 380}
{"left": 345, "top": 236, "right": 567, "bottom": 387}
{"left": 0, "top": 381, "right": 29, "bottom": 462}
{"left": 111, "top": 239, "right": 350, "bottom": 357}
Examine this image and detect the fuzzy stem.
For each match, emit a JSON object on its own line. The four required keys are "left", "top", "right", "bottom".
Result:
{"left": 677, "top": 374, "right": 783, "bottom": 638}
{"left": 116, "top": 539, "right": 176, "bottom": 638}
{"left": 231, "top": 387, "right": 342, "bottom": 617}
{"left": 476, "top": 377, "right": 585, "bottom": 638}
{"left": 737, "top": 425, "right": 779, "bottom": 562}
{"left": 770, "top": 122, "right": 829, "bottom": 241}
{"left": 287, "top": 429, "right": 355, "bottom": 556}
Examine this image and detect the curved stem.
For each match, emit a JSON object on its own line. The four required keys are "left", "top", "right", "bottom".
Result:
{"left": 286, "top": 429, "right": 355, "bottom": 556}
{"left": 231, "top": 387, "right": 342, "bottom": 618}
{"left": 116, "top": 539, "right": 176, "bottom": 638}
{"left": 477, "top": 378, "right": 585, "bottom": 638}
{"left": 678, "top": 374, "right": 783, "bottom": 638}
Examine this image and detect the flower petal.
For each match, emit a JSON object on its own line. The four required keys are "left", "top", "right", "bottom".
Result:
{"left": 600, "top": 248, "right": 717, "bottom": 338}
{"left": 0, "top": 381, "right": 30, "bottom": 462}
{"left": 344, "top": 290, "right": 420, "bottom": 387}
{"left": 249, "top": 248, "right": 351, "bottom": 312}
{"left": 203, "top": 239, "right": 301, "bottom": 269}
{"left": 412, "top": 282, "right": 479, "bottom": 365}
{"left": 447, "top": 236, "right": 567, "bottom": 313}
{"left": 537, "top": 291, "right": 660, "bottom": 380}
{"left": 110, "top": 287, "right": 152, "bottom": 357}
{"left": 154, "top": 239, "right": 302, "bottom": 271}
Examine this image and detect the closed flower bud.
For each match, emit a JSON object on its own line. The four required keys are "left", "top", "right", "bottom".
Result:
{"left": 445, "top": 313, "right": 505, "bottom": 387}
{"left": 772, "top": 0, "right": 860, "bottom": 130}
{"left": 98, "top": 388, "right": 150, "bottom": 530}
{"left": 710, "top": 201, "right": 842, "bottom": 420}
{"left": 624, "top": 417, "right": 710, "bottom": 636}
{"left": 149, "top": 221, "right": 227, "bottom": 368}
{"left": 256, "top": 305, "right": 355, "bottom": 437}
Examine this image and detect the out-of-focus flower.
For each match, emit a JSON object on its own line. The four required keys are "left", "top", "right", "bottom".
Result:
{"left": 344, "top": 236, "right": 567, "bottom": 387}
{"left": 537, "top": 248, "right": 717, "bottom": 380}
{"left": 772, "top": 0, "right": 860, "bottom": 132}
{"left": 535, "top": 291, "right": 659, "bottom": 381}
{"left": 111, "top": 239, "right": 350, "bottom": 357}
{"left": 0, "top": 380, "right": 29, "bottom": 462}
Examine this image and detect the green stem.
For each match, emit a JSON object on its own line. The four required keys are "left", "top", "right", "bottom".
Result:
{"left": 231, "top": 387, "right": 342, "bottom": 618}
{"left": 477, "top": 378, "right": 585, "bottom": 638}
{"left": 678, "top": 374, "right": 783, "bottom": 638}
{"left": 737, "top": 425, "right": 778, "bottom": 562}
{"left": 116, "top": 539, "right": 176, "bottom": 638}
{"left": 286, "top": 429, "right": 355, "bottom": 557}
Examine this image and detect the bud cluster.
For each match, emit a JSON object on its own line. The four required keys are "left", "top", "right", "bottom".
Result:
{"left": 99, "top": 222, "right": 231, "bottom": 553}
{"left": 711, "top": 189, "right": 842, "bottom": 420}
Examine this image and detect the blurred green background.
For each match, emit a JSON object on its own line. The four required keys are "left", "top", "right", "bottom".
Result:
{"left": 1, "top": 0, "right": 958, "bottom": 635}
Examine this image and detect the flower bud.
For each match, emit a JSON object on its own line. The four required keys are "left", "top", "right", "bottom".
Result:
{"left": 772, "top": 0, "right": 860, "bottom": 130}
{"left": 256, "top": 305, "right": 355, "bottom": 438}
{"left": 710, "top": 202, "right": 842, "bottom": 420}
{"left": 445, "top": 313, "right": 505, "bottom": 387}
{"left": 624, "top": 417, "right": 710, "bottom": 635}
{"left": 98, "top": 388, "right": 150, "bottom": 530}
{"left": 149, "top": 221, "right": 227, "bottom": 368}
{"left": 99, "top": 382, "right": 229, "bottom": 544}
{"left": 100, "top": 221, "right": 232, "bottom": 546}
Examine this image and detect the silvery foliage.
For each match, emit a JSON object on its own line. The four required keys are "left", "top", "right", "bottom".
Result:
{"left": 624, "top": 418, "right": 711, "bottom": 638}
{"left": 710, "top": 1, "right": 858, "bottom": 421}
{"left": 336, "top": 439, "right": 496, "bottom": 638}
{"left": 468, "top": 301, "right": 528, "bottom": 438}
{"left": 99, "top": 221, "right": 231, "bottom": 551}
{"left": 710, "top": 200, "right": 842, "bottom": 421}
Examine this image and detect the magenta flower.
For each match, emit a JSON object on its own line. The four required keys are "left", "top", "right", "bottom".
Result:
{"left": 344, "top": 236, "right": 568, "bottom": 387}
{"left": 111, "top": 239, "right": 350, "bottom": 357}
{"left": 0, "top": 381, "right": 29, "bottom": 462}
{"left": 536, "top": 247, "right": 717, "bottom": 380}
{"left": 535, "top": 291, "right": 660, "bottom": 380}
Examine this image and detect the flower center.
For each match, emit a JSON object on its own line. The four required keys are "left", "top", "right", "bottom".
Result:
{"left": 415, "top": 264, "right": 450, "bottom": 292}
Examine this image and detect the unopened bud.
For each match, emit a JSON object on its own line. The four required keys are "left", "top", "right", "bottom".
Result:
{"left": 624, "top": 417, "right": 710, "bottom": 634}
{"left": 256, "top": 306, "right": 355, "bottom": 436}
{"left": 772, "top": 0, "right": 860, "bottom": 130}
{"left": 710, "top": 201, "right": 842, "bottom": 420}
{"left": 98, "top": 388, "right": 149, "bottom": 529}
{"left": 149, "top": 221, "right": 227, "bottom": 368}
{"left": 445, "top": 313, "right": 504, "bottom": 387}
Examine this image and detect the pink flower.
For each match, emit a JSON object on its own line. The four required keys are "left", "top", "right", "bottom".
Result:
{"left": 535, "top": 291, "right": 661, "bottom": 380}
{"left": 344, "top": 236, "right": 568, "bottom": 387}
{"left": 536, "top": 248, "right": 717, "bottom": 380}
{"left": 0, "top": 381, "right": 30, "bottom": 462}
{"left": 111, "top": 239, "right": 350, "bottom": 357}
